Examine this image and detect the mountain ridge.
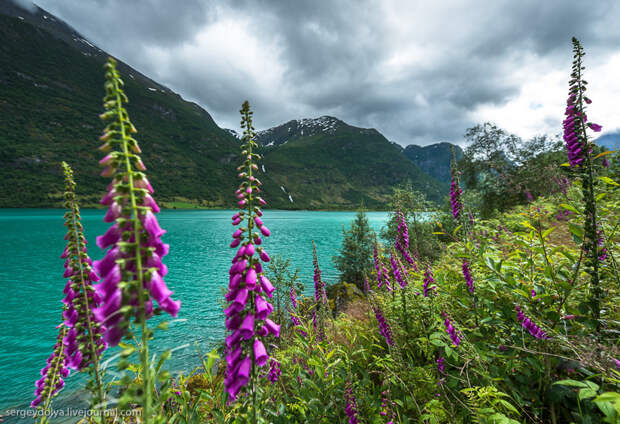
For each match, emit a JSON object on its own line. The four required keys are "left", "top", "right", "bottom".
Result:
{"left": 0, "top": 3, "right": 446, "bottom": 209}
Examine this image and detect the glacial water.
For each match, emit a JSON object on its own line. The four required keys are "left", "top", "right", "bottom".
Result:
{"left": 0, "top": 209, "right": 390, "bottom": 414}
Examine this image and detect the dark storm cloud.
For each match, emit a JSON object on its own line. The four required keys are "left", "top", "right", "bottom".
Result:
{"left": 26, "top": 0, "right": 620, "bottom": 145}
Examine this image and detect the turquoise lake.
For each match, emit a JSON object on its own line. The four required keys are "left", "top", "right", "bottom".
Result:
{"left": 0, "top": 209, "right": 390, "bottom": 412}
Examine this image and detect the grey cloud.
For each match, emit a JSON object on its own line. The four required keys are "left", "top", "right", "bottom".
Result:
{"left": 29, "top": 0, "right": 620, "bottom": 146}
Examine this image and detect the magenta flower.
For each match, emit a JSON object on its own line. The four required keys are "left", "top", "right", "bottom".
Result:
{"left": 31, "top": 325, "right": 70, "bottom": 409}
{"left": 436, "top": 356, "right": 445, "bottom": 374}
{"left": 59, "top": 163, "right": 107, "bottom": 371}
{"left": 461, "top": 260, "right": 474, "bottom": 295}
{"left": 588, "top": 123, "right": 602, "bottom": 132}
{"left": 390, "top": 252, "right": 406, "bottom": 288}
{"left": 394, "top": 211, "right": 416, "bottom": 268}
{"left": 224, "top": 101, "right": 278, "bottom": 401}
{"left": 344, "top": 381, "right": 359, "bottom": 424}
{"left": 313, "top": 242, "right": 327, "bottom": 304}
{"left": 267, "top": 358, "right": 281, "bottom": 383}
{"left": 515, "top": 305, "right": 549, "bottom": 340}
{"left": 423, "top": 268, "right": 435, "bottom": 297}
{"left": 372, "top": 306, "right": 394, "bottom": 346}
{"left": 442, "top": 312, "right": 460, "bottom": 347}
{"left": 450, "top": 175, "right": 463, "bottom": 220}
{"left": 94, "top": 59, "right": 179, "bottom": 347}
{"left": 373, "top": 245, "right": 382, "bottom": 286}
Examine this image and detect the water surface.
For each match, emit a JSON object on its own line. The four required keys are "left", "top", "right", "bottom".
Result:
{"left": 0, "top": 209, "right": 390, "bottom": 412}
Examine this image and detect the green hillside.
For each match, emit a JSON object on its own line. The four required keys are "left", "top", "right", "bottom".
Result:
{"left": 0, "top": 11, "right": 242, "bottom": 208}
{"left": 0, "top": 5, "right": 445, "bottom": 209}
{"left": 403, "top": 142, "right": 463, "bottom": 183}
{"left": 256, "top": 117, "right": 444, "bottom": 208}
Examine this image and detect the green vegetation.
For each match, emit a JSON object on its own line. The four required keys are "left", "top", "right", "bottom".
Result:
{"left": 333, "top": 208, "right": 376, "bottom": 291}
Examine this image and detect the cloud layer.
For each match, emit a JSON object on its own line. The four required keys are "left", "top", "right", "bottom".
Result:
{"left": 27, "top": 0, "right": 620, "bottom": 145}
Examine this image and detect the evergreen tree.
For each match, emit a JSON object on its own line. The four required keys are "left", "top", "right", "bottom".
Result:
{"left": 333, "top": 208, "right": 375, "bottom": 290}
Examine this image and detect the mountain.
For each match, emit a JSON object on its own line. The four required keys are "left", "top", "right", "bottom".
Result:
{"left": 0, "top": 3, "right": 444, "bottom": 209}
{"left": 255, "top": 117, "right": 444, "bottom": 208}
{"left": 596, "top": 132, "right": 620, "bottom": 151}
{"left": 0, "top": 2, "right": 243, "bottom": 208}
{"left": 402, "top": 142, "right": 463, "bottom": 183}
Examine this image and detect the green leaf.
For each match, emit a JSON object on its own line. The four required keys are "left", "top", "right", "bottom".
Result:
{"left": 553, "top": 379, "right": 589, "bottom": 388}
{"left": 579, "top": 388, "right": 598, "bottom": 400}
{"left": 568, "top": 223, "right": 584, "bottom": 240}
{"left": 542, "top": 227, "right": 555, "bottom": 239}
{"left": 599, "top": 176, "right": 619, "bottom": 186}
{"left": 521, "top": 221, "right": 536, "bottom": 231}
{"left": 560, "top": 203, "right": 581, "bottom": 215}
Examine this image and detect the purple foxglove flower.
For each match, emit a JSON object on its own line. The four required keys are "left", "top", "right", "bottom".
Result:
{"left": 255, "top": 296, "right": 273, "bottom": 320}
{"left": 450, "top": 175, "right": 463, "bottom": 220}
{"left": 515, "top": 305, "right": 549, "bottom": 340}
{"left": 245, "top": 267, "right": 257, "bottom": 288}
{"left": 588, "top": 123, "right": 602, "bottom": 132}
{"left": 373, "top": 245, "right": 382, "bottom": 286}
{"left": 442, "top": 313, "right": 461, "bottom": 347}
{"left": 259, "top": 275, "right": 275, "bottom": 298}
{"left": 96, "top": 69, "right": 180, "bottom": 346}
{"left": 259, "top": 249, "right": 270, "bottom": 262}
{"left": 462, "top": 260, "right": 474, "bottom": 295}
{"left": 290, "top": 284, "right": 298, "bottom": 308}
{"left": 239, "top": 314, "right": 255, "bottom": 339}
{"left": 31, "top": 325, "right": 70, "bottom": 409}
{"left": 423, "top": 268, "right": 434, "bottom": 297}
{"left": 59, "top": 163, "right": 107, "bottom": 371}
{"left": 267, "top": 358, "right": 281, "bottom": 383}
{"left": 264, "top": 318, "right": 280, "bottom": 337}
{"left": 372, "top": 306, "right": 394, "bottom": 346}
{"left": 344, "top": 381, "right": 359, "bottom": 424}
{"left": 436, "top": 356, "right": 445, "bottom": 374}
{"left": 602, "top": 157, "right": 610, "bottom": 168}
{"left": 224, "top": 101, "right": 278, "bottom": 401}
{"left": 253, "top": 338, "right": 268, "bottom": 366}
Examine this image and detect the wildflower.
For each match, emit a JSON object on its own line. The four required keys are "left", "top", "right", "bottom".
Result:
{"left": 461, "top": 260, "right": 474, "bottom": 295}
{"left": 442, "top": 312, "right": 460, "bottom": 347}
{"left": 224, "top": 101, "right": 279, "bottom": 401}
{"left": 313, "top": 243, "right": 326, "bottom": 304}
{"left": 602, "top": 157, "right": 610, "bottom": 168}
{"left": 94, "top": 59, "right": 179, "bottom": 347}
{"left": 395, "top": 211, "right": 416, "bottom": 267}
{"left": 290, "top": 284, "right": 298, "bottom": 309}
{"left": 423, "top": 268, "right": 434, "bottom": 297}
{"left": 515, "top": 305, "right": 549, "bottom": 340}
{"left": 31, "top": 325, "right": 70, "bottom": 408}
{"left": 372, "top": 306, "right": 394, "bottom": 346}
{"left": 436, "top": 356, "right": 445, "bottom": 374}
{"left": 373, "top": 245, "right": 382, "bottom": 285}
{"left": 390, "top": 252, "right": 406, "bottom": 288}
{"left": 60, "top": 163, "right": 107, "bottom": 371}
{"left": 344, "top": 382, "right": 359, "bottom": 424}
{"left": 267, "top": 358, "right": 281, "bottom": 383}
{"left": 450, "top": 175, "right": 463, "bottom": 220}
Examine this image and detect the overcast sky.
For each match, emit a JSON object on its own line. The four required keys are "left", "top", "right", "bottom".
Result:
{"left": 16, "top": 0, "right": 620, "bottom": 146}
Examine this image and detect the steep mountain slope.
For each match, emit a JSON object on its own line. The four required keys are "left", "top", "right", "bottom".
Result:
{"left": 0, "top": 4, "right": 240, "bottom": 208}
{"left": 255, "top": 117, "right": 445, "bottom": 208}
{"left": 403, "top": 142, "right": 463, "bottom": 183}
{"left": 0, "top": 3, "right": 445, "bottom": 209}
